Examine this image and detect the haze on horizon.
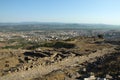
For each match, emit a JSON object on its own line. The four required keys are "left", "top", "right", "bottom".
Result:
{"left": 0, "top": 0, "right": 120, "bottom": 25}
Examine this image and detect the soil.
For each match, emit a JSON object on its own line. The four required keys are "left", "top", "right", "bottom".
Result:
{"left": 0, "top": 37, "right": 119, "bottom": 80}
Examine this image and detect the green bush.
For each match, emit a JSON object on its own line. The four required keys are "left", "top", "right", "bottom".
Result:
{"left": 97, "top": 34, "right": 104, "bottom": 39}
{"left": 53, "top": 42, "right": 75, "bottom": 48}
{"left": 40, "top": 41, "right": 75, "bottom": 48}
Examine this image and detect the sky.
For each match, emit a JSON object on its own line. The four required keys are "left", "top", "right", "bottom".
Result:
{"left": 0, "top": 0, "right": 120, "bottom": 25}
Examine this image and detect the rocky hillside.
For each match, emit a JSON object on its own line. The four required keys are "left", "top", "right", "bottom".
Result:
{"left": 0, "top": 37, "right": 120, "bottom": 80}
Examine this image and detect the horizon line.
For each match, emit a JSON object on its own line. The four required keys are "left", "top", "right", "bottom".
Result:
{"left": 0, "top": 21, "right": 120, "bottom": 26}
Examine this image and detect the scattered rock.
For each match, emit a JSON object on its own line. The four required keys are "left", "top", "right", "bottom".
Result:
{"left": 106, "top": 74, "right": 113, "bottom": 79}
{"left": 5, "top": 64, "right": 9, "bottom": 67}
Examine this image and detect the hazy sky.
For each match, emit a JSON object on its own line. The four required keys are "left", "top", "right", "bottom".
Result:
{"left": 0, "top": 0, "right": 120, "bottom": 24}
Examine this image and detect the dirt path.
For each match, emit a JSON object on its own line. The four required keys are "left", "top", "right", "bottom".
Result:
{"left": 0, "top": 48, "right": 116, "bottom": 80}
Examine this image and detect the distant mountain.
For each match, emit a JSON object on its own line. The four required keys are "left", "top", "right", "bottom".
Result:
{"left": 0, "top": 22, "right": 120, "bottom": 31}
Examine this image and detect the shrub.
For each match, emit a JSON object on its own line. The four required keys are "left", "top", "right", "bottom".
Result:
{"left": 53, "top": 42, "right": 75, "bottom": 49}
{"left": 97, "top": 34, "right": 104, "bottom": 39}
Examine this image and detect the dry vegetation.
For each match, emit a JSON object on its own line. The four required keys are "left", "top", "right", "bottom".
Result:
{"left": 0, "top": 36, "right": 119, "bottom": 80}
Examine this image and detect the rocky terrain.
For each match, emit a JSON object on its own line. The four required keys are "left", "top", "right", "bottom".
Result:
{"left": 0, "top": 37, "right": 120, "bottom": 80}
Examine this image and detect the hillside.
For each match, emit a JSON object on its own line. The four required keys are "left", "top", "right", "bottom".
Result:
{"left": 0, "top": 37, "right": 120, "bottom": 80}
